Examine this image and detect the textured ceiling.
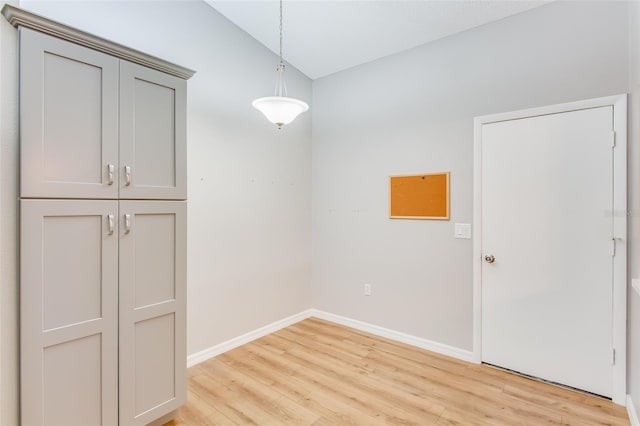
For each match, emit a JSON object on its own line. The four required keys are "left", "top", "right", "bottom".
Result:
{"left": 207, "top": 0, "right": 550, "bottom": 79}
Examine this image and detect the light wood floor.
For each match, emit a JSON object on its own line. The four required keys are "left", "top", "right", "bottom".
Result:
{"left": 167, "top": 318, "right": 629, "bottom": 425}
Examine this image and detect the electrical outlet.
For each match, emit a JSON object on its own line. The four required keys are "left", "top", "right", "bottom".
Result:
{"left": 364, "top": 283, "right": 372, "bottom": 296}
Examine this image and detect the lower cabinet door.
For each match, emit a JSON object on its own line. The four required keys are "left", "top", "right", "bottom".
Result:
{"left": 118, "top": 200, "right": 187, "bottom": 425}
{"left": 21, "top": 199, "right": 119, "bottom": 425}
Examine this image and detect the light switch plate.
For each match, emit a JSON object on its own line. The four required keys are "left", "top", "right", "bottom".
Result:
{"left": 455, "top": 223, "right": 472, "bottom": 239}
{"left": 632, "top": 279, "right": 640, "bottom": 297}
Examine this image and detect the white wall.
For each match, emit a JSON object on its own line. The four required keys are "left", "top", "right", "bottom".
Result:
{"left": 0, "top": 1, "right": 312, "bottom": 422}
{"left": 312, "top": 1, "right": 629, "bottom": 351}
{"left": 627, "top": 0, "right": 640, "bottom": 411}
{"left": 1, "top": 0, "right": 637, "bottom": 422}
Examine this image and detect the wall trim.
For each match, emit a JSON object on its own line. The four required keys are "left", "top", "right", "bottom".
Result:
{"left": 628, "top": 395, "right": 639, "bottom": 426}
{"left": 309, "top": 309, "right": 475, "bottom": 363}
{"left": 187, "top": 309, "right": 476, "bottom": 368}
{"left": 187, "top": 310, "right": 313, "bottom": 367}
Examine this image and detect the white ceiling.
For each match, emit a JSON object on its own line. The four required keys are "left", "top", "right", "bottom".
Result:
{"left": 206, "top": 0, "right": 550, "bottom": 79}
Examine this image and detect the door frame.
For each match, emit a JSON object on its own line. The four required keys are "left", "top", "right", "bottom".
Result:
{"left": 472, "top": 94, "right": 627, "bottom": 405}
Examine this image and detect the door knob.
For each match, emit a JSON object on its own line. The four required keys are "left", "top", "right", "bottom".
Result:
{"left": 484, "top": 254, "right": 495, "bottom": 264}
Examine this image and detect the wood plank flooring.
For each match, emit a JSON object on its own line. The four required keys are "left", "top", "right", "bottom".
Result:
{"left": 166, "top": 318, "right": 629, "bottom": 425}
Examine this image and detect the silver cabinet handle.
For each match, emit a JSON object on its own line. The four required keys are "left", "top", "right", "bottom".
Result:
{"left": 484, "top": 254, "right": 495, "bottom": 264}
{"left": 124, "top": 214, "right": 131, "bottom": 234}
{"left": 107, "top": 164, "right": 115, "bottom": 185}
{"left": 107, "top": 214, "right": 115, "bottom": 235}
{"left": 124, "top": 166, "right": 132, "bottom": 186}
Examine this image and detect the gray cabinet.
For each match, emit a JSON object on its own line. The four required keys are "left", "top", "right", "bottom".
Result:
{"left": 20, "top": 200, "right": 186, "bottom": 425}
{"left": 12, "top": 7, "right": 194, "bottom": 425}
{"left": 119, "top": 201, "right": 187, "bottom": 425}
{"left": 20, "top": 27, "right": 187, "bottom": 201}
{"left": 119, "top": 63, "right": 187, "bottom": 200}
{"left": 20, "top": 28, "right": 119, "bottom": 199}
{"left": 21, "top": 200, "right": 119, "bottom": 425}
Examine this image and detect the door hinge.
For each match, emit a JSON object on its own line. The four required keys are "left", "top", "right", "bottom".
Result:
{"left": 612, "top": 348, "right": 616, "bottom": 365}
{"left": 611, "top": 131, "right": 616, "bottom": 148}
{"left": 611, "top": 238, "right": 616, "bottom": 257}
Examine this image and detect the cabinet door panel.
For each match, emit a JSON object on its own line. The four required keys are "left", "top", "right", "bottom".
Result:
{"left": 134, "top": 212, "right": 176, "bottom": 307}
{"left": 20, "top": 28, "right": 118, "bottom": 198}
{"left": 43, "top": 214, "right": 102, "bottom": 330}
{"left": 120, "top": 62, "right": 187, "bottom": 200}
{"left": 119, "top": 201, "right": 186, "bottom": 425}
{"left": 134, "top": 313, "right": 176, "bottom": 414}
{"left": 43, "top": 335, "right": 103, "bottom": 426}
{"left": 21, "top": 200, "right": 118, "bottom": 425}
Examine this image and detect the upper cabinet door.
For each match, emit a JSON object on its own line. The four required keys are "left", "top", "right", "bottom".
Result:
{"left": 119, "top": 61, "right": 187, "bottom": 200}
{"left": 20, "top": 28, "right": 119, "bottom": 199}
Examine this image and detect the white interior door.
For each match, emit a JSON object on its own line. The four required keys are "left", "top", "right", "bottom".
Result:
{"left": 481, "top": 106, "right": 614, "bottom": 397}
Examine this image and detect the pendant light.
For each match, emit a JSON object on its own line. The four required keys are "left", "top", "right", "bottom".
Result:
{"left": 252, "top": 0, "right": 309, "bottom": 129}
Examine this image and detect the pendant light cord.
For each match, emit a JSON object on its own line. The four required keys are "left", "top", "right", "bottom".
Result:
{"left": 279, "top": 0, "right": 283, "bottom": 64}
{"left": 275, "top": 0, "right": 288, "bottom": 97}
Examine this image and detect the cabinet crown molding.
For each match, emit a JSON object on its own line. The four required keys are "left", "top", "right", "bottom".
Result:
{"left": 1, "top": 4, "right": 195, "bottom": 80}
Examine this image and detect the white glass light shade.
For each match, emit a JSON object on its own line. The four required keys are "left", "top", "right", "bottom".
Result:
{"left": 252, "top": 96, "right": 309, "bottom": 129}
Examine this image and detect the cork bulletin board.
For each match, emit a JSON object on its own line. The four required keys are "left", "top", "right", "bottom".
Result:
{"left": 389, "top": 172, "right": 450, "bottom": 220}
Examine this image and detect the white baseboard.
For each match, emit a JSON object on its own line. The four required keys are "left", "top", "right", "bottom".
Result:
{"left": 628, "top": 395, "right": 640, "bottom": 426}
{"left": 187, "top": 308, "right": 475, "bottom": 368}
{"left": 187, "top": 309, "right": 313, "bottom": 367}
{"left": 309, "top": 309, "right": 475, "bottom": 363}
